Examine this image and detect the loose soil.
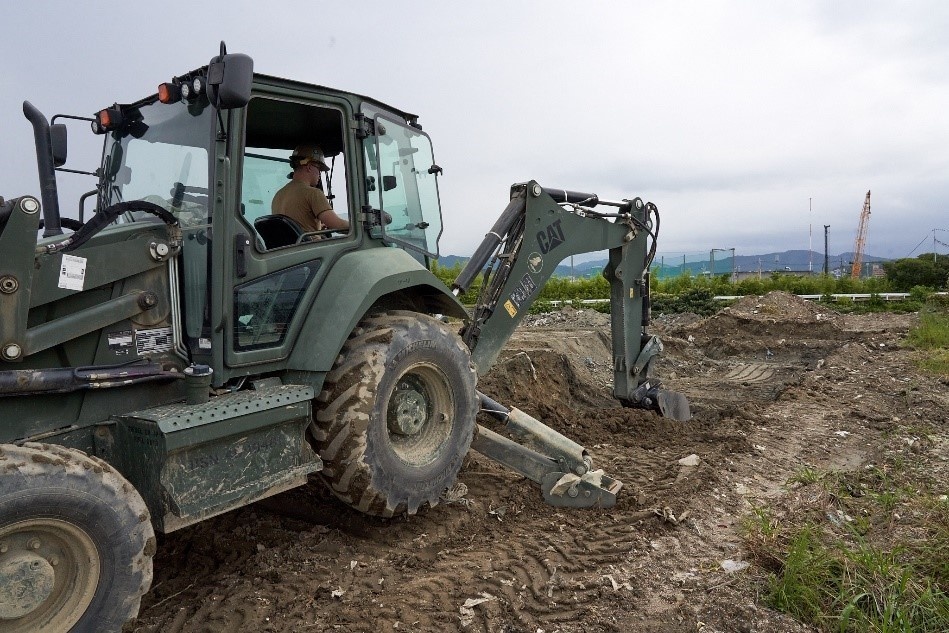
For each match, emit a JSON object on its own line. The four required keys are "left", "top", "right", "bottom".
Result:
{"left": 131, "top": 292, "right": 948, "bottom": 633}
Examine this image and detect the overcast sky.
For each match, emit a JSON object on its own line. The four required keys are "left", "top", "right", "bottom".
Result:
{"left": 1, "top": 1, "right": 946, "bottom": 263}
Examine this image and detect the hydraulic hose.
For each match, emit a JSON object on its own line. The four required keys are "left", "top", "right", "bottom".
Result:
{"left": 452, "top": 193, "right": 525, "bottom": 294}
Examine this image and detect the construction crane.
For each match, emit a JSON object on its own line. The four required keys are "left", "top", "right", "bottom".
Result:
{"left": 851, "top": 190, "right": 871, "bottom": 279}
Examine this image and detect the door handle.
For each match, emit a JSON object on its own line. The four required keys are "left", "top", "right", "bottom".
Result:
{"left": 234, "top": 233, "right": 249, "bottom": 278}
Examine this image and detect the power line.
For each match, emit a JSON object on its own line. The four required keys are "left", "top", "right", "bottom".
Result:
{"left": 907, "top": 234, "right": 929, "bottom": 257}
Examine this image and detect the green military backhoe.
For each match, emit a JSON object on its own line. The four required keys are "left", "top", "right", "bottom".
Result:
{"left": 0, "top": 44, "right": 689, "bottom": 632}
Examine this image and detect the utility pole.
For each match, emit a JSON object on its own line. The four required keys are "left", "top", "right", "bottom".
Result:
{"left": 730, "top": 247, "right": 736, "bottom": 282}
{"left": 711, "top": 248, "right": 729, "bottom": 277}
{"left": 809, "top": 198, "right": 813, "bottom": 273}
{"left": 823, "top": 225, "right": 830, "bottom": 275}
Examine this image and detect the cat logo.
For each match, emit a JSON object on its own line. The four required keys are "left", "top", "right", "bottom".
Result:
{"left": 536, "top": 219, "right": 564, "bottom": 254}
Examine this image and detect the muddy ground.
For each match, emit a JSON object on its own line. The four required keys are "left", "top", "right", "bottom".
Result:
{"left": 131, "top": 292, "right": 948, "bottom": 633}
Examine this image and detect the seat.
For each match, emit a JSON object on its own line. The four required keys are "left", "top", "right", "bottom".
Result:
{"left": 254, "top": 215, "right": 305, "bottom": 249}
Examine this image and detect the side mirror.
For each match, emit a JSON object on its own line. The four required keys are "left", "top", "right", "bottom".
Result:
{"left": 207, "top": 44, "right": 253, "bottom": 110}
{"left": 50, "top": 123, "right": 67, "bottom": 167}
{"left": 382, "top": 175, "right": 398, "bottom": 192}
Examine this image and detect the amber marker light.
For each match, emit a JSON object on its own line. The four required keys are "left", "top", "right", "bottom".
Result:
{"left": 158, "top": 82, "right": 182, "bottom": 104}
{"left": 95, "top": 107, "right": 123, "bottom": 131}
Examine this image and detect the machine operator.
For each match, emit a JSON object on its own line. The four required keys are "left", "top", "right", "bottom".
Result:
{"left": 271, "top": 145, "right": 350, "bottom": 234}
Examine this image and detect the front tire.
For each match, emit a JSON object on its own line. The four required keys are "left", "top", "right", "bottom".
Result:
{"left": 313, "top": 311, "right": 477, "bottom": 516}
{"left": 0, "top": 443, "right": 155, "bottom": 633}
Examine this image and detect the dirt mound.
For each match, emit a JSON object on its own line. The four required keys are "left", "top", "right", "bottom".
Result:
{"left": 521, "top": 305, "right": 611, "bottom": 329}
{"left": 672, "top": 292, "right": 848, "bottom": 363}
{"left": 726, "top": 290, "right": 839, "bottom": 324}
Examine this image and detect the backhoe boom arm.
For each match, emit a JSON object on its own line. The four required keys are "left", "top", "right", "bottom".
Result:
{"left": 456, "top": 181, "right": 687, "bottom": 419}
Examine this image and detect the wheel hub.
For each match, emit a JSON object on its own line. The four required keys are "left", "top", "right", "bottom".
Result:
{"left": 388, "top": 381, "right": 428, "bottom": 436}
{"left": 0, "top": 554, "right": 55, "bottom": 619}
{"left": 0, "top": 518, "right": 101, "bottom": 631}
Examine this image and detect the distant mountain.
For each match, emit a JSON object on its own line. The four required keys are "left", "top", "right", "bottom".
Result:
{"left": 435, "top": 250, "right": 891, "bottom": 278}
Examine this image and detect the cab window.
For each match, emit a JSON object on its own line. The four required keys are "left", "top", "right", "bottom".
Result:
{"left": 241, "top": 98, "right": 350, "bottom": 250}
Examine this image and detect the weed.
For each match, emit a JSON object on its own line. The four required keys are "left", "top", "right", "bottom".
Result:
{"left": 743, "top": 453, "right": 949, "bottom": 632}
{"left": 788, "top": 466, "right": 822, "bottom": 486}
{"left": 907, "top": 302, "right": 949, "bottom": 375}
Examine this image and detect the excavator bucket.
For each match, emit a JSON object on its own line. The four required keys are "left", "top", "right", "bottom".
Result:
{"left": 657, "top": 389, "right": 692, "bottom": 422}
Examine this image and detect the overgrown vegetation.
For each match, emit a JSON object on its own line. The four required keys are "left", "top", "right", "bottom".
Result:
{"left": 743, "top": 461, "right": 949, "bottom": 632}
{"left": 906, "top": 297, "right": 949, "bottom": 375}
{"left": 431, "top": 259, "right": 939, "bottom": 316}
{"left": 882, "top": 254, "right": 949, "bottom": 291}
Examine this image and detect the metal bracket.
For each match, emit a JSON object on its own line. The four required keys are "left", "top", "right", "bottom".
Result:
{"left": 541, "top": 471, "right": 622, "bottom": 508}
{"left": 631, "top": 335, "right": 663, "bottom": 377}
{"left": 472, "top": 392, "right": 624, "bottom": 509}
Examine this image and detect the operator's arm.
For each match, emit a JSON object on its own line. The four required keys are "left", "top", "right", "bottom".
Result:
{"left": 317, "top": 208, "right": 350, "bottom": 231}
{"left": 307, "top": 187, "right": 349, "bottom": 232}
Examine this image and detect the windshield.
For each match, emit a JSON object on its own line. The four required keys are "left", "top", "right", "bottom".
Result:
{"left": 362, "top": 110, "right": 442, "bottom": 257}
{"left": 101, "top": 99, "right": 213, "bottom": 227}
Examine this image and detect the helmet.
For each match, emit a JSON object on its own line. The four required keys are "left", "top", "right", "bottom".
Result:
{"left": 291, "top": 145, "right": 330, "bottom": 171}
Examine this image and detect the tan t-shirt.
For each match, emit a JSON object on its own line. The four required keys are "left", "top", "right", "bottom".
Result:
{"left": 271, "top": 180, "right": 333, "bottom": 233}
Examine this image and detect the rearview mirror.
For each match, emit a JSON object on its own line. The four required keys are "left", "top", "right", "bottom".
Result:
{"left": 207, "top": 45, "right": 253, "bottom": 110}
{"left": 50, "top": 123, "right": 67, "bottom": 167}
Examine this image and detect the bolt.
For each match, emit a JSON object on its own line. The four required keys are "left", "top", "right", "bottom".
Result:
{"left": 0, "top": 276, "right": 18, "bottom": 294}
{"left": 0, "top": 542, "right": 7, "bottom": 553}
{"left": 575, "top": 465, "right": 588, "bottom": 476}
{"left": 21, "top": 198, "right": 39, "bottom": 213}
{"left": 28, "top": 538, "right": 41, "bottom": 550}
{"left": 49, "top": 557, "right": 58, "bottom": 567}
{"left": 2, "top": 343, "right": 22, "bottom": 361}
{"left": 567, "top": 486, "right": 579, "bottom": 498}
{"left": 139, "top": 293, "right": 158, "bottom": 309}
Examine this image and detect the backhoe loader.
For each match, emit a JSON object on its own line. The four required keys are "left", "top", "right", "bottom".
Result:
{"left": 0, "top": 44, "right": 689, "bottom": 632}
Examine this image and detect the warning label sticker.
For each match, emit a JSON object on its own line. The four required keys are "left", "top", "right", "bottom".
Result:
{"left": 136, "top": 327, "right": 173, "bottom": 356}
{"left": 58, "top": 254, "right": 87, "bottom": 291}
{"left": 107, "top": 330, "right": 134, "bottom": 356}
{"left": 508, "top": 273, "right": 538, "bottom": 310}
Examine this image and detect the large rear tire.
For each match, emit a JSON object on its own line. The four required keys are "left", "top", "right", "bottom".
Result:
{"left": 312, "top": 311, "right": 477, "bottom": 516}
{"left": 0, "top": 443, "right": 154, "bottom": 633}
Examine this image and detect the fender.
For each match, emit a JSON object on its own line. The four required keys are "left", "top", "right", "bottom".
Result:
{"left": 288, "top": 247, "right": 469, "bottom": 373}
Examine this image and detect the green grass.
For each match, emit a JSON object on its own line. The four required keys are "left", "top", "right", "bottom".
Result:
{"left": 907, "top": 303, "right": 949, "bottom": 375}
{"left": 787, "top": 465, "right": 823, "bottom": 486}
{"left": 907, "top": 311, "right": 949, "bottom": 349}
{"left": 743, "top": 463, "right": 949, "bottom": 632}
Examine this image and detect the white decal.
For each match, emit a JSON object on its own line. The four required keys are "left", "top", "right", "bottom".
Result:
{"left": 58, "top": 254, "right": 87, "bottom": 291}
{"left": 136, "top": 327, "right": 174, "bottom": 355}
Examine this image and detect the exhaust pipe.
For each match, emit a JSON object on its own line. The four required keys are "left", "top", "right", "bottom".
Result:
{"left": 23, "top": 101, "right": 63, "bottom": 237}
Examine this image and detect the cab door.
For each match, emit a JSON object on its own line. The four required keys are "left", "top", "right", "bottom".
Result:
{"left": 214, "top": 93, "right": 361, "bottom": 378}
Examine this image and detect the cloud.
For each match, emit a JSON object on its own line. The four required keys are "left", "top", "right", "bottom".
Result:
{"left": 0, "top": 1, "right": 946, "bottom": 263}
